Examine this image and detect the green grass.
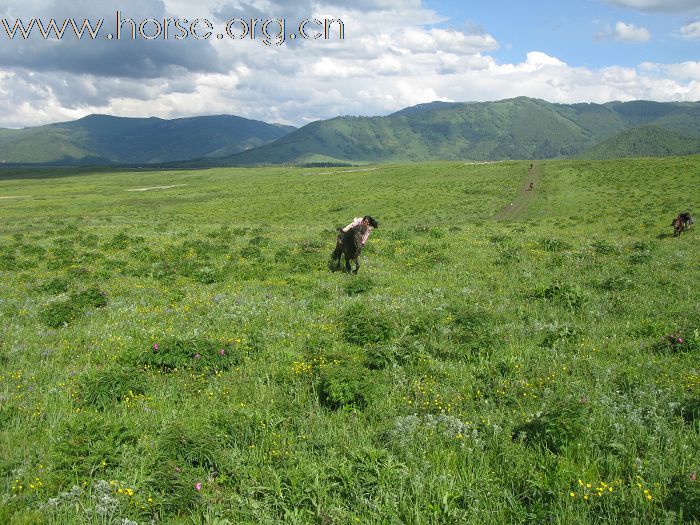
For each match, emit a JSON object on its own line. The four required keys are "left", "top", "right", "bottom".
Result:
{"left": 0, "top": 157, "right": 699, "bottom": 523}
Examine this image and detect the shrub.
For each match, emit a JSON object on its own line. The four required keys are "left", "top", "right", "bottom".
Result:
{"left": 104, "top": 231, "right": 133, "bottom": 250}
{"left": 652, "top": 330, "right": 698, "bottom": 354}
{"left": 440, "top": 304, "right": 497, "bottom": 359}
{"left": 665, "top": 474, "right": 700, "bottom": 522}
{"left": 629, "top": 251, "right": 652, "bottom": 264}
{"left": 498, "top": 245, "right": 521, "bottom": 263}
{"left": 591, "top": 239, "right": 620, "bottom": 255}
{"left": 340, "top": 303, "right": 394, "bottom": 346}
{"left": 73, "top": 286, "right": 108, "bottom": 309}
{"left": 539, "top": 324, "right": 582, "bottom": 349}
{"left": 76, "top": 365, "right": 147, "bottom": 409}
{"left": 363, "top": 344, "right": 414, "bottom": 370}
{"left": 344, "top": 275, "right": 374, "bottom": 296}
{"left": 318, "top": 363, "right": 379, "bottom": 410}
{"left": 532, "top": 281, "right": 586, "bottom": 310}
{"left": 52, "top": 412, "right": 138, "bottom": 477}
{"left": 0, "top": 252, "right": 17, "bottom": 270}
{"left": 146, "top": 460, "right": 202, "bottom": 515}
{"left": 540, "top": 238, "right": 571, "bottom": 252}
{"left": 192, "top": 266, "right": 224, "bottom": 284}
{"left": 135, "top": 337, "right": 240, "bottom": 374}
{"left": 39, "top": 300, "right": 81, "bottom": 328}
{"left": 512, "top": 399, "right": 589, "bottom": 453}
{"left": 37, "top": 276, "right": 71, "bottom": 295}
{"left": 598, "top": 275, "right": 634, "bottom": 292}
{"left": 157, "top": 421, "right": 222, "bottom": 470}
{"left": 677, "top": 398, "right": 700, "bottom": 424}
{"left": 39, "top": 286, "right": 108, "bottom": 327}
{"left": 430, "top": 227, "right": 446, "bottom": 239}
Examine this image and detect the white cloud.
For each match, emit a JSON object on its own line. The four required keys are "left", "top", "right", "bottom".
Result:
{"left": 606, "top": 0, "right": 700, "bottom": 13}
{"left": 396, "top": 28, "right": 498, "bottom": 55}
{"left": 613, "top": 21, "right": 652, "bottom": 41}
{"left": 639, "top": 60, "right": 700, "bottom": 80}
{"left": 680, "top": 20, "right": 700, "bottom": 38}
{"left": 0, "top": 0, "right": 697, "bottom": 129}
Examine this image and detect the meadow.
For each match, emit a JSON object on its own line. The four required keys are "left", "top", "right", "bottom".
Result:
{"left": 0, "top": 157, "right": 698, "bottom": 524}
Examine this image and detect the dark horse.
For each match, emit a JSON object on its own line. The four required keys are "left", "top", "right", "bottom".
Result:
{"left": 331, "top": 224, "right": 367, "bottom": 273}
{"left": 673, "top": 216, "right": 684, "bottom": 237}
{"left": 331, "top": 223, "right": 369, "bottom": 274}
{"left": 672, "top": 212, "right": 694, "bottom": 237}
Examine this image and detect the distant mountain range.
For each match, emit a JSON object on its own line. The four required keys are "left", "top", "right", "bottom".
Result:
{"left": 0, "top": 114, "right": 295, "bottom": 165}
{"left": 205, "top": 97, "right": 700, "bottom": 165}
{"left": 1, "top": 97, "right": 699, "bottom": 166}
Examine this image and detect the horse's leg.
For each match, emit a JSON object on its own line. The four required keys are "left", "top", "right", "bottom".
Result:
{"left": 333, "top": 247, "right": 342, "bottom": 270}
{"left": 353, "top": 257, "right": 360, "bottom": 274}
{"left": 345, "top": 255, "right": 351, "bottom": 273}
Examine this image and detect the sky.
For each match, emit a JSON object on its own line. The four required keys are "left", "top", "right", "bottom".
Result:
{"left": 0, "top": 0, "right": 698, "bottom": 128}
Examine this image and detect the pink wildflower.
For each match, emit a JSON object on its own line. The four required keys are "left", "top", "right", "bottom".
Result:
{"left": 219, "top": 348, "right": 225, "bottom": 356}
{"left": 153, "top": 343, "right": 159, "bottom": 351}
{"left": 691, "top": 473, "right": 697, "bottom": 482}
{"left": 195, "top": 482, "right": 202, "bottom": 491}
{"left": 194, "top": 353, "right": 200, "bottom": 360}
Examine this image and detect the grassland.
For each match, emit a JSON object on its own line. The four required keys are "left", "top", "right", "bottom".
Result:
{"left": 0, "top": 157, "right": 699, "bottom": 524}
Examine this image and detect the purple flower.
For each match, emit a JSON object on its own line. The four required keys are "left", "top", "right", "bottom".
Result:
{"left": 153, "top": 343, "right": 159, "bottom": 351}
{"left": 678, "top": 338, "right": 684, "bottom": 343}
{"left": 195, "top": 482, "right": 202, "bottom": 491}
{"left": 219, "top": 348, "right": 225, "bottom": 356}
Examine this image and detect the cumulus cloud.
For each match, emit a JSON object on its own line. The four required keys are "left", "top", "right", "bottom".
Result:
{"left": 639, "top": 60, "right": 700, "bottom": 80}
{"left": 0, "top": 0, "right": 697, "bottom": 129}
{"left": 680, "top": 20, "right": 700, "bottom": 38}
{"left": 606, "top": 0, "right": 700, "bottom": 13}
{"left": 0, "top": 0, "right": 221, "bottom": 77}
{"left": 612, "top": 21, "right": 652, "bottom": 41}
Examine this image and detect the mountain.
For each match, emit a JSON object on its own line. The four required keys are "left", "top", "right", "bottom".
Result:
{"left": 2, "top": 98, "right": 699, "bottom": 166}
{"left": 0, "top": 114, "right": 295, "bottom": 165}
{"left": 580, "top": 125, "right": 700, "bottom": 159}
{"left": 203, "top": 97, "right": 700, "bottom": 166}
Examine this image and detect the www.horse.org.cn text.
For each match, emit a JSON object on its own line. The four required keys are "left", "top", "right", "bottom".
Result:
{"left": 1, "top": 12, "right": 345, "bottom": 46}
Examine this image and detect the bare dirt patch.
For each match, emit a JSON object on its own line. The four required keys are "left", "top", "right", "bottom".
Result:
{"left": 492, "top": 163, "right": 541, "bottom": 221}
{"left": 125, "top": 184, "right": 187, "bottom": 192}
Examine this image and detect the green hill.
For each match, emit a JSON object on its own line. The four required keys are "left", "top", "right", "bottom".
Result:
{"left": 581, "top": 125, "right": 700, "bottom": 159}
{"left": 0, "top": 115, "right": 295, "bottom": 165}
{"left": 205, "top": 97, "right": 700, "bottom": 166}
{"left": 2, "top": 98, "right": 699, "bottom": 166}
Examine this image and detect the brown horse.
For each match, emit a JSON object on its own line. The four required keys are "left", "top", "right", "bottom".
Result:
{"left": 331, "top": 223, "right": 369, "bottom": 273}
{"left": 673, "top": 212, "right": 694, "bottom": 236}
{"left": 672, "top": 215, "right": 685, "bottom": 237}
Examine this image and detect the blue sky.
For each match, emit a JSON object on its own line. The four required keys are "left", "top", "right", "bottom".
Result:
{"left": 0, "top": 0, "right": 698, "bottom": 127}
{"left": 426, "top": 0, "right": 699, "bottom": 67}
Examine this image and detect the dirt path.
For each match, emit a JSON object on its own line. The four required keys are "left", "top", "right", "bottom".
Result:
{"left": 125, "top": 184, "right": 187, "bottom": 192}
{"left": 315, "top": 167, "right": 379, "bottom": 176}
{"left": 492, "top": 163, "right": 540, "bottom": 221}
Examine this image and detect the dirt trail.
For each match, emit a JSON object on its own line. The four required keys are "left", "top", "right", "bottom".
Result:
{"left": 125, "top": 184, "right": 187, "bottom": 192}
{"left": 492, "top": 163, "right": 540, "bottom": 221}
